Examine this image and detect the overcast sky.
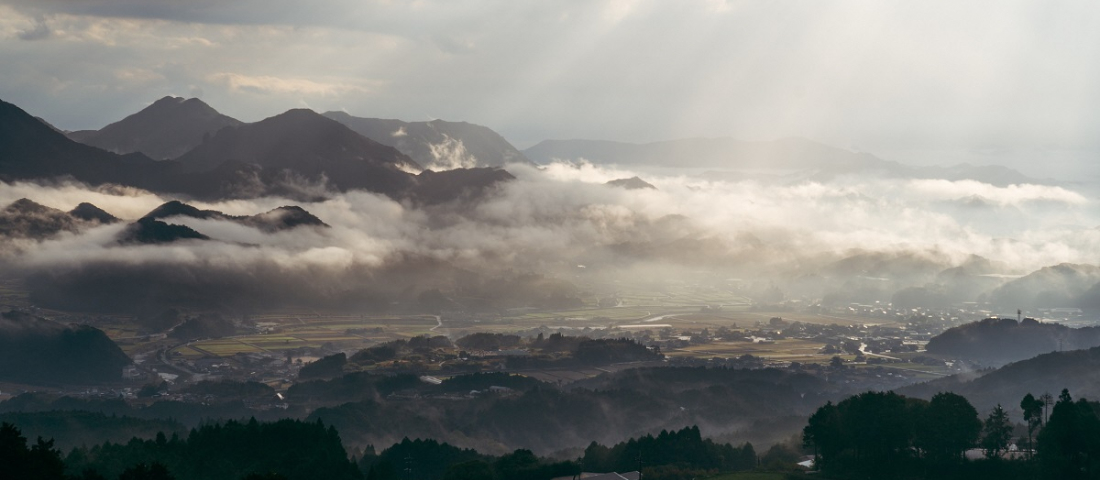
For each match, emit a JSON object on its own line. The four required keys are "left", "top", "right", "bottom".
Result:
{"left": 1, "top": 0, "right": 1098, "bottom": 177}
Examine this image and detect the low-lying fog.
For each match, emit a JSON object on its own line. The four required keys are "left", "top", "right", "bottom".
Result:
{"left": 1, "top": 161, "right": 1097, "bottom": 312}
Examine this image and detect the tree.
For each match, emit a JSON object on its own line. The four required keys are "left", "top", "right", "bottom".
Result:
{"left": 1021, "top": 393, "right": 1044, "bottom": 456}
{"left": 803, "top": 401, "right": 842, "bottom": 465}
{"left": 1040, "top": 392, "right": 1054, "bottom": 424}
{"left": 804, "top": 391, "right": 913, "bottom": 477}
{"left": 0, "top": 422, "right": 66, "bottom": 480}
{"left": 119, "top": 463, "right": 176, "bottom": 480}
{"left": 915, "top": 392, "right": 981, "bottom": 464}
{"left": 1037, "top": 389, "right": 1100, "bottom": 479}
{"left": 241, "top": 474, "right": 289, "bottom": 480}
{"left": 829, "top": 356, "right": 844, "bottom": 369}
{"left": 981, "top": 404, "right": 1014, "bottom": 459}
{"left": 442, "top": 460, "right": 494, "bottom": 480}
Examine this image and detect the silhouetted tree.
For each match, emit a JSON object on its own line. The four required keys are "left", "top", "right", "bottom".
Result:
{"left": 0, "top": 422, "right": 66, "bottom": 480}
{"left": 119, "top": 463, "right": 175, "bottom": 480}
{"left": 442, "top": 460, "right": 494, "bottom": 480}
{"left": 1021, "top": 393, "right": 1044, "bottom": 455}
{"left": 915, "top": 392, "right": 980, "bottom": 464}
{"left": 981, "top": 404, "right": 1013, "bottom": 459}
{"left": 1037, "top": 389, "right": 1100, "bottom": 479}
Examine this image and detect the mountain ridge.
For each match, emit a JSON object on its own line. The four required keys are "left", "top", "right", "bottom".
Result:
{"left": 323, "top": 111, "right": 535, "bottom": 169}
{"left": 67, "top": 96, "right": 243, "bottom": 160}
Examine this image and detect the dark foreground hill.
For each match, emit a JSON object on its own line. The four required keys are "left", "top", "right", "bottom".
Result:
{"left": 67, "top": 96, "right": 242, "bottom": 160}
{"left": 324, "top": 111, "right": 534, "bottom": 168}
{"left": 0, "top": 310, "right": 130, "bottom": 384}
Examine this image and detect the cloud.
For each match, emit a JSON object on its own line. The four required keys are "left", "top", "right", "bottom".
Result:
{"left": 16, "top": 15, "right": 51, "bottom": 40}
{"left": 425, "top": 135, "right": 479, "bottom": 170}
{"left": 5, "top": 158, "right": 1096, "bottom": 314}
{"left": 207, "top": 72, "right": 375, "bottom": 97}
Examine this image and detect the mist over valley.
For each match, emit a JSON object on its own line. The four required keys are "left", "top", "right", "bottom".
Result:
{"left": 1, "top": 2, "right": 1099, "bottom": 479}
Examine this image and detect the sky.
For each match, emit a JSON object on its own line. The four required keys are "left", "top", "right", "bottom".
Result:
{"left": 1, "top": 0, "right": 1099, "bottom": 179}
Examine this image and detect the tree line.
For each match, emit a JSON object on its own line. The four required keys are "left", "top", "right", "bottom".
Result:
{"left": 0, "top": 418, "right": 360, "bottom": 480}
{"left": 803, "top": 388, "right": 1100, "bottom": 479}
{"left": 3, "top": 417, "right": 768, "bottom": 480}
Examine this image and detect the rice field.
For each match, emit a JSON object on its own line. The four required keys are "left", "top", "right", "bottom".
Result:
{"left": 668, "top": 338, "right": 829, "bottom": 362}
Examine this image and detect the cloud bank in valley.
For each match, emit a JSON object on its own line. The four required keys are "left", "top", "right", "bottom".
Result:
{"left": 1, "top": 162, "right": 1096, "bottom": 312}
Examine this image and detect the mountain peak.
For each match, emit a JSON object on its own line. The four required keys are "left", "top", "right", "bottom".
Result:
{"left": 606, "top": 176, "right": 657, "bottom": 190}
{"left": 142, "top": 200, "right": 224, "bottom": 221}
{"left": 69, "top": 202, "right": 119, "bottom": 224}
{"left": 3, "top": 198, "right": 51, "bottom": 214}
{"left": 119, "top": 216, "right": 210, "bottom": 244}
{"left": 153, "top": 95, "right": 186, "bottom": 104}
{"left": 176, "top": 108, "right": 421, "bottom": 195}
{"left": 67, "top": 96, "right": 241, "bottom": 160}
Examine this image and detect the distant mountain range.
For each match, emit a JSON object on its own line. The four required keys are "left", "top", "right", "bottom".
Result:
{"left": 58, "top": 96, "right": 531, "bottom": 171}
{"left": 173, "top": 108, "right": 419, "bottom": 197}
{"left": 0, "top": 98, "right": 514, "bottom": 203}
{"left": 524, "top": 137, "right": 1042, "bottom": 186}
{"left": 323, "top": 111, "right": 534, "bottom": 169}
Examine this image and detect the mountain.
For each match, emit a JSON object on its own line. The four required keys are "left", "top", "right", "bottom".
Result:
{"left": 0, "top": 198, "right": 81, "bottom": 239}
{"left": 989, "top": 263, "right": 1100, "bottom": 309}
{"left": 900, "top": 345, "right": 1100, "bottom": 412}
{"left": 0, "top": 310, "right": 131, "bottom": 384}
{"left": 0, "top": 99, "right": 168, "bottom": 187}
{"left": 323, "top": 111, "right": 534, "bottom": 169}
{"left": 0, "top": 198, "right": 117, "bottom": 240}
{"left": 606, "top": 176, "right": 656, "bottom": 190}
{"left": 242, "top": 205, "right": 328, "bottom": 232}
{"left": 140, "top": 200, "right": 329, "bottom": 232}
{"left": 142, "top": 200, "right": 225, "bottom": 221}
{"left": 68, "top": 203, "right": 120, "bottom": 224}
{"left": 0, "top": 101, "right": 274, "bottom": 199}
{"left": 926, "top": 317, "right": 1100, "bottom": 366}
{"left": 2, "top": 98, "right": 514, "bottom": 204}
{"left": 408, "top": 167, "right": 516, "bottom": 206}
{"left": 67, "top": 96, "right": 243, "bottom": 160}
{"left": 176, "top": 109, "right": 421, "bottom": 195}
{"left": 118, "top": 217, "right": 210, "bottom": 245}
